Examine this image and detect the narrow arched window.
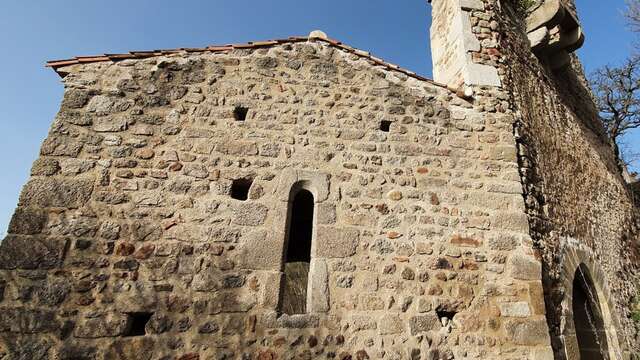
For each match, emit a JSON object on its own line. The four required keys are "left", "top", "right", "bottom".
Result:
{"left": 280, "top": 188, "right": 314, "bottom": 315}
{"left": 572, "top": 265, "right": 610, "bottom": 360}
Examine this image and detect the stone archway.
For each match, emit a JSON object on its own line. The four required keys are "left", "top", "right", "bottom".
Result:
{"left": 571, "top": 264, "right": 609, "bottom": 359}
{"left": 558, "top": 238, "right": 626, "bottom": 360}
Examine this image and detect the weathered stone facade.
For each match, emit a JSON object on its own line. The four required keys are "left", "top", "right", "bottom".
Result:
{"left": 0, "top": 0, "right": 637, "bottom": 359}
{"left": 500, "top": 7, "right": 640, "bottom": 360}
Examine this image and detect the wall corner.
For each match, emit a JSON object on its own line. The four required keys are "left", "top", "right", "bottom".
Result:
{"left": 429, "top": 0, "right": 502, "bottom": 91}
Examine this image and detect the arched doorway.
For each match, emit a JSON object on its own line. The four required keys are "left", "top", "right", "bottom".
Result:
{"left": 572, "top": 264, "right": 610, "bottom": 359}
{"left": 557, "top": 240, "right": 626, "bottom": 359}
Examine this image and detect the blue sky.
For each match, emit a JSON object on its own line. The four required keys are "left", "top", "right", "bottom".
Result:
{"left": 0, "top": 0, "right": 637, "bottom": 236}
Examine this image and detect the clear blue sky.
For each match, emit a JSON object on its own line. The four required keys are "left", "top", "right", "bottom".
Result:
{"left": 0, "top": 0, "right": 637, "bottom": 236}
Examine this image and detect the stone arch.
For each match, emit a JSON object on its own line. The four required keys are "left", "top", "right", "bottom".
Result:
{"left": 571, "top": 264, "right": 609, "bottom": 359}
{"left": 275, "top": 170, "right": 331, "bottom": 261}
{"left": 274, "top": 170, "right": 331, "bottom": 314}
{"left": 236, "top": 169, "right": 332, "bottom": 314}
{"left": 558, "top": 238, "right": 626, "bottom": 360}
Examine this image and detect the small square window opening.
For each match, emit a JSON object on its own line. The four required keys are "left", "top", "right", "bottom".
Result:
{"left": 234, "top": 106, "right": 249, "bottom": 121}
{"left": 231, "top": 178, "right": 253, "bottom": 201}
{"left": 125, "top": 312, "right": 153, "bottom": 337}
{"left": 380, "top": 120, "right": 392, "bottom": 132}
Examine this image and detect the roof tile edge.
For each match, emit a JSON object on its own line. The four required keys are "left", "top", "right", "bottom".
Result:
{"left": 45, "top": 36, "right": 448, "bottom": 90}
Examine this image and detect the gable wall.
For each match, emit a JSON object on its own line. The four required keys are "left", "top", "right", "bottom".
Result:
{"left": 0, "top": 41, "right": 553, "bottom": 359}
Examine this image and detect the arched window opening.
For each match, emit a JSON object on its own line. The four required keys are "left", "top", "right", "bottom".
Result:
{"left": 280, "top": 189, "right": 314, "bottom": 315}
{"left": 573, "top": 265, "right": 610, "bottom": 360}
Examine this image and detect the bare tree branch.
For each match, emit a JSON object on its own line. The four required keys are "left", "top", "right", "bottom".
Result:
{"left": 590, "top": 56, "right": 640, "bottom": 152}
{"left": 588, "top": 1, "right": 640, "bottom": 174}
{"left": 627, "top": 0, "right": 640, "bottom": 32}
{"left": 619, "top": 136, "right": 640, "bottom": 176}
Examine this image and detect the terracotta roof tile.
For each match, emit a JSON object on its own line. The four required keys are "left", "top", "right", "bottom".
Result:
{"left": 46, "top": 59, "right": 79, "bottom": 67}
{"left": 103, "top": 54, "right": 135, "bottom": 59}
{"left": 252, "top": 40, "right": 279, "bottom": 47}
{"left": 232, "top": 43, "right": 256, "bottom": 49}
{"left": 76, "top": 56, "right": 111, "bottom": 63}
{"left": 45, "top": 36, "right": 444, "bottom": 88}
{"left": 206, "top": 45, "right": 234, "bottom": 51}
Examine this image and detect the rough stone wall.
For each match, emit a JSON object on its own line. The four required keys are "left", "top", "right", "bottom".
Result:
{"left": 496, "top": 1, "right": 640, "bottom": 358}
{"left": 0, "top": 40, "right": 553, "bottom": 359}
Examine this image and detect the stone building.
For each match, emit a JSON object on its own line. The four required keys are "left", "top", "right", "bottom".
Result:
{"left": 0, "top": 0, "right": 638, "bottom": 359}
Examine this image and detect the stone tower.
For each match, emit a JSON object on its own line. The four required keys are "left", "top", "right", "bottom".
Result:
{"left": 0, "top": 0, "right": 637, "bottom": 359}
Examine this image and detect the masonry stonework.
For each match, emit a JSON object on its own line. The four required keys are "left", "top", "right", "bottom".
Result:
{"left": 0, "top": 0, "right": 637, "bottom": 359}
{"left": 498, "top": 3, "right": 640, "bottom": 359}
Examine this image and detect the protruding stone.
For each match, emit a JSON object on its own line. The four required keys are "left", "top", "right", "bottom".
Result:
{"left": 528, "top": 26, "right": 550, "bottom": 50}
{"left": 309, "top": 30, "right": 328, "bottom": 39}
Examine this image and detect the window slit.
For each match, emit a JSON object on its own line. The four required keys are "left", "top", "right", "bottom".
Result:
{"left": 280, "top": 189, "right": 314, "bottom": 315}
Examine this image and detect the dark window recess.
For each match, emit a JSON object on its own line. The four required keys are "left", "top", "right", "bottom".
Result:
{"left": 286, "top": 190, "right": 314, "bottom": 263}
{"left": 436, "top": 308, "right": 457, "bottom": 322}
{"left": 234, "top": 106, "right": 249, "bottom": 121}
{"left": 231, "top": 178, "right": 253, "bottom": 201}
{"left": 573, "top": 265, "right": 609, "bottom": 359}
{"left": 281, "top": 189, "right": 314, "bottom": 315}
{"left": 380, "top": 120, "right": 392, "bottom": 132}
{"left": 125, "top": 312, "right": 153, "bottom": 337}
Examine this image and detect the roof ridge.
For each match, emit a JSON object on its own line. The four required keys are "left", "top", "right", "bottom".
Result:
{"left": 46, "top": 35, "right": 446, "bottom": 88}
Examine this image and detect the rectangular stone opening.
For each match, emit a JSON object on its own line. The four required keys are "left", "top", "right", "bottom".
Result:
{"left": 435, "top": 308, "right": 457, "bottom": 323}
{"left": 380, "top": 120, "right": 392, "bottom": 132}
{"left": 231, "top": 178, "right": 253, "bottom": 201}
{"left": 234, "top": 106, "right": 249, "bottom": 121}
{"left": 125, "top": 312, "right": 153, "bottom": 337}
